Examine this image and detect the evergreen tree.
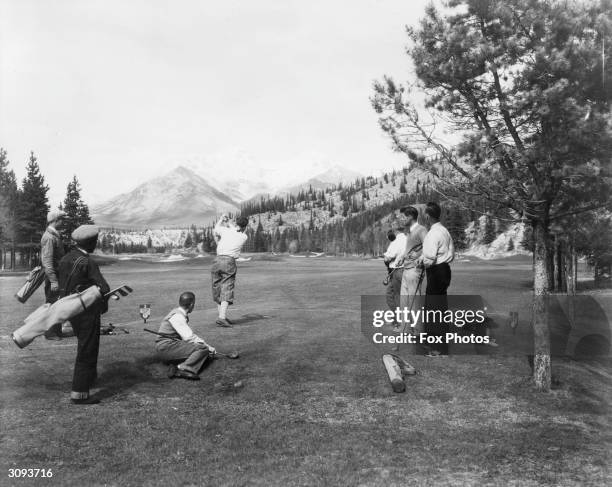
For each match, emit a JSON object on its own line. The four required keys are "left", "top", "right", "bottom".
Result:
{"left": 0, "top": 149, "right": 19, "bottom": 268}
{"left": 254, "top": 218, "right": 265, "bottom": 252}
{"left": 482, "top": 215, "right": 496, "bottom": 245}
{"left": 62, "top": 175, "right": 94, "bottom": 237}
{"left": 17, "top": 152, "right": 49, "bottom": 244}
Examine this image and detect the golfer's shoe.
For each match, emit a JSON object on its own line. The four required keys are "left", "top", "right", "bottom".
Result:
{"left": 486, "top": 338, "right": 499, "bottom": 348}
{"left": 215, "top": 318, "right": 233, "bottom": 328}
{"left": 71, "top": 396, "right": 100, "bottom": 405}
{"left": 167, "top": 364, "right": 178, "bottom": 379}
{"left": 425, "top": 350, "right": 447, "bottom": 358}
{"left": 172, "top": 368, "right": 200, "bottom": 380}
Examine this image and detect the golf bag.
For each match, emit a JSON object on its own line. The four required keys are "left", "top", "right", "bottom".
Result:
{"left": 14, "top": 266, "right": 46, "bottom": 304}
{"left": 11, "top": 285, "right": 103, "bottom": 348}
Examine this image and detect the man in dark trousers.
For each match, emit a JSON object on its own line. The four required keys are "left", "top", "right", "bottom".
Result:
{"left": 41, "top": 210, "right": 67, "bottom": 340}
{"left": 155, "top": 292, "right": 216, "bottom": 380}
{"left": 58, "top": 225, "right": 110, "bottom": 404}
{"left": 420, "top": 202, "right": 455, "bottom": 357}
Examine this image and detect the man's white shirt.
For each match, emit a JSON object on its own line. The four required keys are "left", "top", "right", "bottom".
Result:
{"left": 384, "top": 233, "right": 407, "bottom": 268}
{"left": 422, "top": 222, "right": 455, "bottom": 267}
{"left": 215, "top": 225, "right": 248, "bottom": 258}
{"left": 168, "top": 308, "right": 204, "bottom": 344}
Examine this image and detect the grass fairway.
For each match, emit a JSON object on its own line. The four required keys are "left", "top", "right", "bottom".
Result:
{"left": 1, "top": 256, "right": 611, "bottom": 486}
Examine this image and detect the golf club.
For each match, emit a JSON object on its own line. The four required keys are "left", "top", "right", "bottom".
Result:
{"left": 143, "top": 328, "right": 240, "bottom": 359}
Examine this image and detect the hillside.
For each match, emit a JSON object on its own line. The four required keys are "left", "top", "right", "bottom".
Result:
{"left": 95, "top": 163, "right": 529, "bottom": 259}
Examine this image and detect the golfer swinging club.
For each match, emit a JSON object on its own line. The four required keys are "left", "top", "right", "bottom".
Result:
{"left": 211, "top": 214, "right": 249, "bottom": 327}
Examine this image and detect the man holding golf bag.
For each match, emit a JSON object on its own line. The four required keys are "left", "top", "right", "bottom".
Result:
{"left": 41, "top": 210, "right": 67, "bottom": 340}
{"left": 58, "top": 225, "right": 111, "bottom": 404}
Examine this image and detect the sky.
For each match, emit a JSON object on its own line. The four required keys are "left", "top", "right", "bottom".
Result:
{"left": 0, "top": 0, "right": 432, "bottom": 206}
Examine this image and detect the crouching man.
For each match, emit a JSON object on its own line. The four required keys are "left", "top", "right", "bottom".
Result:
{"left": 155, "top": 292, "right": 216, "bottom": 380}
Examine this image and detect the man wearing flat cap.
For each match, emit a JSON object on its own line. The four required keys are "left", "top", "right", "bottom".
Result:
{"left": 41, "top": 210, "right": 67, "bottom": 340}
{"left": 58, "top": 224, "right": 110, "bottom": 405}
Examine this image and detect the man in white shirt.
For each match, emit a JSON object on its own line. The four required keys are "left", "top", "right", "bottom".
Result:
{"left": 383, "top": 220, "right": 407, "bottom": 318}
{"left": 155, "top": 292, "right": 216, "bottom": 380}
{"left": 212, "top": 214, "right": 249, "bottom": 327}
{"left": 419, "top": 202, "right": 455, "bottom": 356}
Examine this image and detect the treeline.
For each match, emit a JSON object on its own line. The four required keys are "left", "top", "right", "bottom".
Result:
{"left": 240, "top": 166, "right": 432, "bottom": 218}
{"left": 0, "top": 148, "right": 93, "bottom": 270}
{"left": 185, "top": 189, "right": 497, "bottom": 256}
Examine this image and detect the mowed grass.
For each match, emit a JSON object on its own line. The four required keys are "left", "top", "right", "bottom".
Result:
{"left": 0, "top": 256, "right": 611, "bottom": 486}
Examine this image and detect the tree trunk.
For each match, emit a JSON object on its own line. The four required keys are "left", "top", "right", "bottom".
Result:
{"left": 565, "top": 243, "right": 576, "bottom": 296}
{"left": 565, "top": 242, "right": 576, "bottom": 334}
{"left": 532, "top": 220, "right": 551, "bottom": 392}
{"left": 556, "top": 239, "right": 566, "bottom": 292}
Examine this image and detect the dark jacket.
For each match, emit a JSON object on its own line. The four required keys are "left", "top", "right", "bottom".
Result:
{"left": 58, "top": 248, "right": 110, "bottom": 314}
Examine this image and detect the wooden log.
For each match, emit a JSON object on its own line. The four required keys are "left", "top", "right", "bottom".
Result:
{"left": 382, "top": 354, "right": 405, "bottom": 393}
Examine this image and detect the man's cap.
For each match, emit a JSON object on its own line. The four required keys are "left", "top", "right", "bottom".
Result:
{"left": 47, "top": 210, "right": 67, "bottom": 223}
{"left": 71, "top": 224, "right": 99, "bottom": 243}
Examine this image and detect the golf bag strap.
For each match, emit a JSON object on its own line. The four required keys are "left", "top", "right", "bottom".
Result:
{"left": 64, "top": 256, "right": 88, "bottom": 296}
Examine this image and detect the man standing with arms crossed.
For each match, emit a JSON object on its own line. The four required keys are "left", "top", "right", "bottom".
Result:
{"left": 41, "top": 210, "right": 67, "bottom": 340}
{"left": 396, "top": 206, "right": 428, "bottom": 339}
{"left": 212, "top": 214, "right": 249, "bottom": 327}
{"left": 420, "top": 202, "right": 455, "bottom": 357}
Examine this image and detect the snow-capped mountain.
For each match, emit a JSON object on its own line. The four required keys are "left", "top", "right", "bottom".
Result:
{"left": 182, "top": 149, "right": 364, "bottom": 201}
{"left": 91, "top": 166, "right": 239, "bottom": 228}
{"left": 282, "top": 164, "right": 364, "bottom": 193}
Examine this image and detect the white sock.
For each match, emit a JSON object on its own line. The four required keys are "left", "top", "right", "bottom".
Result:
{"left": 219, "top": 301, "right": 229, "bottom": 319}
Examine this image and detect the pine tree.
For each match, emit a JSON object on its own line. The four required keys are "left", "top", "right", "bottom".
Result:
{"left": 0, "top": 148, "right": 19, "bottom": 269}
{"left": 17, "top": 152, "right": 49, "bottom": 244}
{"left": 482, "top": 215, "right": 496, "bottom": 245}
{"left": 62, "top": 175, "right": 94, "bottom": 237}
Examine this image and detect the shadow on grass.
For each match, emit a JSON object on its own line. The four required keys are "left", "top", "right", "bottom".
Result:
{"left": 95, "top": 356, "right": 166, "bottom": 400}
{"left": 230, "top": 313, "right": 271, "bottom": 326}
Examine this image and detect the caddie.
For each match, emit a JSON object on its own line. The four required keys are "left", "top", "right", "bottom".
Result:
{"left": 58, "top": 225, "right": 110, "bottom": 404}
{"left": 211, "top": 214, "right": 249, "bottom": 327}
{"left": 41, "top": 210, "right": 67, "bottom": 339}
{"left": 155, "top": 292, "right": 216, "bottom": 380}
